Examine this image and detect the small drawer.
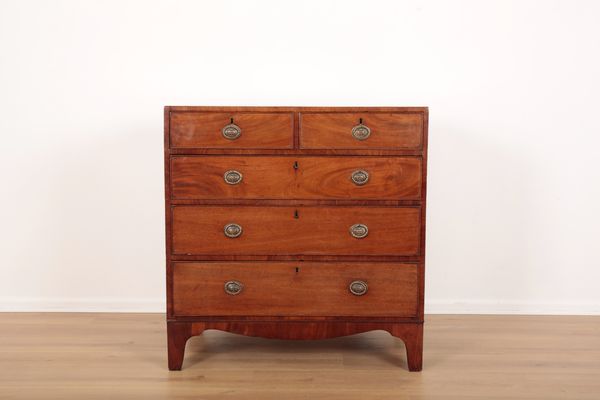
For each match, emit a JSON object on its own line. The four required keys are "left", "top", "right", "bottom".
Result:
{"left": 300, "top": 112, "right": 423, "bottom": 150}
{"left": 171, "top": 205, "right": 421, "bottom": 256}
{"left": 171, "top": 156, "right": 422, "bottom": 200}
{"left": 170, "top": 112, "right": 294, "bottom": 149}
{"left": 172, "top": 262, "right": 418, "bottom": 317}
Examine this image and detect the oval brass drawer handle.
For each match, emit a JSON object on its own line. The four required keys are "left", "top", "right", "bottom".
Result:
{"left": 222, "top": 119, "right": 242, "bottom": 140}
{"left": 224, "top": 170, "right": 243, "bottom": 185}
{"left": 351, "top": 170, "right": 369, "bottom": 186}
{"left": 224, "top": 280, "right": 243, "bottom": 295}
{"left": 351, "top": 120, "right": 371, "bottom": 141}
{"left": 349, "top": 280, "right": 368, "bottom": 296}
{"left": 349, "top": 223, "right": 369, "bottom": 239}
{"left": 224, "top": 223, "right": 243, "bottom": 238}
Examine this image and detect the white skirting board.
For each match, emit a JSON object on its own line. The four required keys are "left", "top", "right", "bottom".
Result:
{"left": 1, "top": 298, "right": 599, "bottom": 315}
{"left": 0, "top": 298, "right": 165, "bottom": 313}
{"left": 425, "top": 300, "right": 600, "bottom": 315}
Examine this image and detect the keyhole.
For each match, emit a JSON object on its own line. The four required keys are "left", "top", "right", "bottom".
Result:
{"left": 295, "top": 267, "right": 300, "bottom": 273}
{"left": 294, "top": 210, "right": 299, "bottom": 219}
{"left": 293, "top": 161, "right": 299, "bottom": 170}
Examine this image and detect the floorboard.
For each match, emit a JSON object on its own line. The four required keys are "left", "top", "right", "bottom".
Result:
{"left": 0, "top": 313, "right": 599, "bottom": 399}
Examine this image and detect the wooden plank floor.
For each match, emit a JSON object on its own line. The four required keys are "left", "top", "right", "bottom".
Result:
{"left": 0, "top": 314, "right": 599, "bottom": 399}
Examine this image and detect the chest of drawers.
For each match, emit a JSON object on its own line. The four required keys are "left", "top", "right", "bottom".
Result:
{"left": 164, "top": 106, "right": 428, "bottom": 371}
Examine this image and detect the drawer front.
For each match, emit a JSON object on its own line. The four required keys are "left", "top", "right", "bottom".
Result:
{"left": 171, "top": 156, "right": 422, "bottom": 200}
{"left": 300, "top": 113, "right": 423, "bottom": 150}
{"left": 172, "top": 262, "right": 418, "bottom": 317}
{"left": 170, "top": 112, "right": 294, "bottom": 149}
{"left": 172, "top": 206, "right": 420, "bottom": 256}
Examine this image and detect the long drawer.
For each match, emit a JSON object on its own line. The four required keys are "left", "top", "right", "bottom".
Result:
{"left": 171, "top": 156, "right": 422, "bottom": 200}
{"left": 172, "top": 262, "right": 419, "bottom": 317}
{"left": 171, "top": 206, "right": 421, "bottom": 256}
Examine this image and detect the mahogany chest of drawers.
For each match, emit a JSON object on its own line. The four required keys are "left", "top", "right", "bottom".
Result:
{"left": 164, "top": 106, "right": 428, "bottom": 371}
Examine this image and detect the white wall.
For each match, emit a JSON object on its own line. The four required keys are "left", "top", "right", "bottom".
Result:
{"left": 1, "top": 0, "right": 599, "bottom": 314}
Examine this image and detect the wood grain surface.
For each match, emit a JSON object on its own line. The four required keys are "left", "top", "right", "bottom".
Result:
{"left": 170, "top": 112, "right": 294, "bottom": 149}
{"left": 172, "top": 262, "right": 418, "bottom": 317}
{"left": 300, "top": 112, "right": 423, "bottom": 150}
{"left": 171, "top": 205, "right": 421, "bottom": 256}
{"left": 171, "top": 156, "right": 422, "bottom": 200}
{"left": 2, "top": 313, "right": 599, "bottom": 400}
